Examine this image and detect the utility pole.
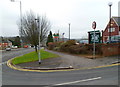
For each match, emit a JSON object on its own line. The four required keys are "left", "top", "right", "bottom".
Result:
{"left": 69, "top": 23, "right": 70, "bottom": 40}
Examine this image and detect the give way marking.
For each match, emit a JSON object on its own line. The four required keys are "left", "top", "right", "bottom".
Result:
{"left": 45, "top": 77, "right": 102, "bottom": 87}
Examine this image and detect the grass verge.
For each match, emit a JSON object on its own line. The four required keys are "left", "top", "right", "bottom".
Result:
{"left": 12, "top": 49, "right": 59, "bottom": 65}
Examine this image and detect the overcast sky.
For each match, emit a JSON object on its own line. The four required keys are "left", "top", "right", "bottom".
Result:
{"left": 0, "top": 0, "right": 119, "bottom": 39}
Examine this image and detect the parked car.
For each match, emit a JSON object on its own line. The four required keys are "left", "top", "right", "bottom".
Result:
{"left": 24, "top": 45, "right": 28, "bottom": 48}
{"left": 11, "top": 46, "right": 18, "bottom": 49}
{"left": 5, "top": 47, "right": 11, "bottom": 51}
{"left": 106, "top": 35, "right": 120, "bottom": 43}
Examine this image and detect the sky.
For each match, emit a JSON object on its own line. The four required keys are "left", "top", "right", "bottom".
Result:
{"left": 0, "top": 0, "right": 119, "bottom": 39}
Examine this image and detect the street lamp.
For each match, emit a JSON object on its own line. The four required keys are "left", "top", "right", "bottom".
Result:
{"left": 35, "top": 18, "right": 41, "bottom": 64}
{"left": 108, "top": 2, "right": 112, "bottom": 43}
{"left": 11, "top": 0, "right": 23, "bottom": 47}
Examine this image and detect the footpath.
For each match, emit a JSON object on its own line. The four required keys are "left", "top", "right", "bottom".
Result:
{"left": 16, "top": 49, "right": 120, "bottom": 70}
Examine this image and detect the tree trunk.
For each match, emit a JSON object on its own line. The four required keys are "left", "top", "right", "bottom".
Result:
{"left": 35, "top": 45, "right": 38, "bottom": 52}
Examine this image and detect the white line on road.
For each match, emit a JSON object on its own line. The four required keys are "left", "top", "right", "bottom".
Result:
{"left": 45, "top": 77, "right": 102, "bottom": 87}
{"left": 0, "top": 61, "right": 7, "bottom": 66}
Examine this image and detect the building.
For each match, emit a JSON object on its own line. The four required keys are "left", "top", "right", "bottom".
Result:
{"left": 103, "top": 17, "right": 120, "bottom": 43}
{"left": 0, "top": 39, "right": 12, "bottom": 50}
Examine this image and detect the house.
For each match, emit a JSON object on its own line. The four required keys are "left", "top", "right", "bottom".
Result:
{"left": 103, "top": 17, "right": 120, "bottom": 43}
{"left": 0, "top": 39, "right": 12, "bottom": 50}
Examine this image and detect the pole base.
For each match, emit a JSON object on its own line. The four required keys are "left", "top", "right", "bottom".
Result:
{"left": 39, "top": 62, "right": 41, "bottom": 65}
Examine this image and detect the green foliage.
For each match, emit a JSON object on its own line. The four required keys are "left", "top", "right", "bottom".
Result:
{"left": 46, "top": 31, "right": 54, "bottom": 46}
{"left": 12, "top": 49, "right": 59, "bottom": 65}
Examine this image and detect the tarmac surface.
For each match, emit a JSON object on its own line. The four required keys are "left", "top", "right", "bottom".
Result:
{"left": 16, "top": 49, "right": 120, "bottom": 69}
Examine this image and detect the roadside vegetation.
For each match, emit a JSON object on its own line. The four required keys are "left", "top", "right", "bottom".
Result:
{"left": 12, "top": 49, "right": 59, "bottom": 65}
{"left": 47, "top": 40, "right": 120, "bottom": 57}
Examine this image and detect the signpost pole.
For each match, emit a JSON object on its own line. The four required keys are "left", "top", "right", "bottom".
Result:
{"left": 92, "top": 21, "right": 96, "bottom": 59}
{"left": 93, "top": 29, "right": 95, "bottom": 59}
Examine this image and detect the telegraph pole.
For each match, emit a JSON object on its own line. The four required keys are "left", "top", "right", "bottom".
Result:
{"left": 69, "top": 23, "right": 70, "bottom": 40}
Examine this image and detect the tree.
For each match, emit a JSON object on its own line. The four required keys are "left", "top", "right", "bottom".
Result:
{"left": 46, "top": 31, "right": 54, "bottom": 46}
{"left": 18, "top": 11, "right": 50, "bottom": 52}
{"left": 14, "top": 36, "right": 21, "bottom": 47}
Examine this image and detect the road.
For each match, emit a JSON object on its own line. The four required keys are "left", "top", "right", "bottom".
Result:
{"left": 1, "top": 48, "right": 119, "bottom": 86}
{"left": 0, "top": 48, "right": 35, "bottom": 86}
{"left": 1, "top": 48, "right": 35, "bottom": 63}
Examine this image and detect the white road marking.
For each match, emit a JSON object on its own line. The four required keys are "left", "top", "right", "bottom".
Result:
{"left": 0, "top": 61, "right": 7, "bottom": 66}
{"left": 45, "top": 77, "right": 102, "bottom": 87}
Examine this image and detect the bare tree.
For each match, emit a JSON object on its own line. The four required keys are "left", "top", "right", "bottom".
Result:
{"left": 18, "top": 11, "right": 50, "bottom": 52}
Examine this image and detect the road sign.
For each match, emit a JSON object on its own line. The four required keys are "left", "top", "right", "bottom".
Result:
{"left": 88, "top": 30, "right": 101, "bottom": 44}
{"left": 92, "top": 21, "right": 96, "bottom": 29}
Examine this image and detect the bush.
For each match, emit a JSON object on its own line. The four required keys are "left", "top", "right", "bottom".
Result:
{"left": 66, "top": 40, "right": 76, "bottom": 46}
{"left": 59, "top": 42, "right": 69, "bottom": 52}
{"left": 47, "top": 41, "right": 64, "bottom": 50}
{"left": 54, "top": 41, "right": 64, "bottom": 47}
{"left": 69, "top": 44, "right": 89, "bottom": 54}
{"left": 85, "top": 43, "right": 103, "bottom": 55}
{"left": 69, "top": 45, "right": 81, "bottom": 54}
{"left": 53, "top": 47, "right": 60, "bottom": 51}
{"left": 59, "top": 40, "right": 76, "bottom": 52}
{"left": 48, "top": 42, "right": 55, "bottom": 50}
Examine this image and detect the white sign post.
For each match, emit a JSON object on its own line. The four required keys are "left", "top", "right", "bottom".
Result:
{"left": 92, "top": 21, "right": 96, "bottom": 59}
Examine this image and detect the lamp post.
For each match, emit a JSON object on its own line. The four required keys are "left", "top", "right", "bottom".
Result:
{"left": 11, "top": 0, "right": 23, "bottom": 47}
{"left": 35, "top": 18, "right": 41, "bottom": 64}
{"left": 108, "top": 2, "right": 112, "bottom": 43}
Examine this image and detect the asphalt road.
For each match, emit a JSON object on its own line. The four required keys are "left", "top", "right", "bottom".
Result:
{"left": 2, "top": 64, "right": 119, "bottom": 86}
{"left": 1, "top": 48, "right": 119, "bottom": 86}
{"left": 0, "top": 48, "right": 35, "bottom": 86}
{"left": 1, "top": 48, "right": 35, "bottom": 62}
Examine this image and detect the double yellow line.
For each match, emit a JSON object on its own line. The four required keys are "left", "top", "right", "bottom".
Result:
{"left": 7, "top": 58, "right": 120, "bottom": 73}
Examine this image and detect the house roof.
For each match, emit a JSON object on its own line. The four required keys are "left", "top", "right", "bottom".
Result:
{"left": 112, "top": 17, "right": 120, "bottom": 26}
{"left": 0, "top": 40, "right": 12, "bottom": 43}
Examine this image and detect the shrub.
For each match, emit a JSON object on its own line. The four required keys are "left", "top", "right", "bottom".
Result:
{"left": 59, "top": 42, "right": 69, "bottom": 52}
{"left": 69, "top": 45, "right": 81, "bottom": 54}
{"left": 47, "top": 41, "right": 64, "bottom": 50}
{"left": 85, "top": 43, "right": 103, "bottom": 55}
{"left": 95, "top": 43, "right": 103, "bottom": 55}
{"left": 54, "top": 41, "right": 64, "bottom": 47}
{"left": 48, "top": 42, "right": 55, "bottom": 50}
{"left": 66, "top": 40, "right": 76, "bottom": 46}
{"left": 59, "top": 40, "right": 76, "bottom": 52}
{"left": 69, "top": 44, "right": 90, "bottom": 54}
{"left": 53, "top": 47, "right": 60, "bottom": 51}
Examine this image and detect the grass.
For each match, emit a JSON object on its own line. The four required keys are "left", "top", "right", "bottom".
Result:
{"left": 12, "top": 49, "right": 59, "bottom": 65}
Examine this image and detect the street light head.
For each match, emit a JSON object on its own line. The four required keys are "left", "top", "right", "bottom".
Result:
{"left": 108, "top": 2, "right": 113, "bottom": 6}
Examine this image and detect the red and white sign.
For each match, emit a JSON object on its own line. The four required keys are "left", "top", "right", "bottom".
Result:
{"left": 92, "top": 21, "right": 96, "bottom": 29}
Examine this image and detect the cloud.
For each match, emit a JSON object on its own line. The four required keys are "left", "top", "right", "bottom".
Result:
{"left": 0, "top": 0, "right": 119, "bottom": 38}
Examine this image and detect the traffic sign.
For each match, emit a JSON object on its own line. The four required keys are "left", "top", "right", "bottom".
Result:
{"left": 92, "top": 21, "right": 96, "bottom": 29}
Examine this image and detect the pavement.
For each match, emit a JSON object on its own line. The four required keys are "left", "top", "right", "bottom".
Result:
{"left": 13, "top": 49, "right": 120, "bottom": 70}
